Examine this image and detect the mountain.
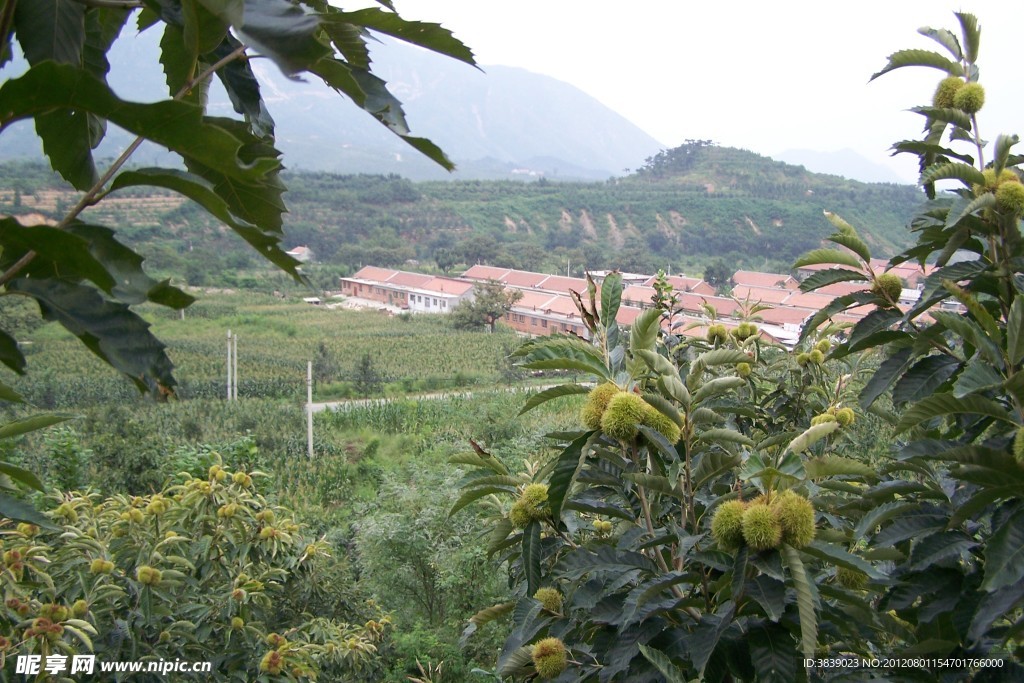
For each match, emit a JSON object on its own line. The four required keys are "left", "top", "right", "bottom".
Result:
{"left": 774, "top": 148, "right": 907, "bottom": 185}
{"left": 0, "top": 28, "right": 664, "bottom": 181}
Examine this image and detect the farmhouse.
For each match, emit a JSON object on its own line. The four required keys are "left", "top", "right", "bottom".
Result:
{"left": 339, "top": 266, "right": 475, "bottom": 312}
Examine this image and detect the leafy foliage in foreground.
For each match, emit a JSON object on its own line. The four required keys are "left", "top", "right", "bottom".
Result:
{"left": 0, "top": 0, "right": 472, "bottom": 398}
{"left": 455, "top": 13, "right": 1024, "bottom": 681}
{"left": 1, "top": 465, "right": 388, "bottom": 681}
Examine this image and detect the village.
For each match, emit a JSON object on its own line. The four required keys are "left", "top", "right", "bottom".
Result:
{"left": 336, "top": 260, "right": 940, "bottom": 347}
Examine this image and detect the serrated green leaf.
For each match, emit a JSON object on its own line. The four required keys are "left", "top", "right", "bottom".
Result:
{"left": 802, "top": 540, "right": 885, "bottom": 579}
{"left": 695, "top": 428, "right": 754, "bottom": 448}
{"left": 630, "top": 309, "right": 663, "bottom": 356}
{"left": 910, "top": 106, "right": 974, "bottom": 131}
{"left": 824, "top": 213, "right": 871, "bottom": 262}
{"left": 522, "top": 521, "right": 542, "bottom": 596}
{"left": 804, "top": 455, "right": 876, "bottom": 480}
{"left": 518, "top": 383, "right": 589, "bottom": 416}
{"left": 793, "top": 248, "right": 863, "bottom": 270}
{"left": 798, "top": 267, "right": 868, "bottom": 293}
{"left": 917, "top": 26, "right": 962, "bottom": 60}
{"left": 891, "top": 139, "right": 974, "bottom": 164}
{"left": 448, "top": 451, "right": 509, "bottom": 476}
{"left": 448, "top": 486, "right": 514, "bottom": 518}
{"left": 955, "top": 12, "right": 980, "bottom": 63}
{"left": 892, "top": 354, "right": 961, "bottom": 405}
{"left": 323, "top": 6, "right": 474, "bottom": 65}
{"left": 638, "top": 644, "right": 686, "bottom": 683}
{"left": 657, "top": 374, "right": 690, "bottom": 409}
{"left": 109, "top": 167, "right": 301, "bottom": 279}
{"left": 469, "top": 601, "right": 515, "bottom": 627}
{"left": 748, "top": 622, "right": 800, "bottom": 682}
{"left": 205, "top": 33, "right": 274, "bottom": 137}
{"left": 0, "top": 413, "right": 76, "bottom": 440}
{"left": 623, "top": 473, "right": 681, "bottom": 498}
{"left": 942, "top": 279, "right": 1002, "bottom": 344}
{"left": 946, "top": 192, "right": 997, "bottom": 229}
{"left": 895, "top": 393, "right": 1013, "bottom": 433}
{"left": 870, "top": 48, "right": 964, "bottom": 81}
{"left": 982, "top": 507, "right": 1024, "bottom": 592}
{"left": 954, "top": 360, "right": 1003, "bottom": 398}
{"left": 781, "top": 544, "right": 817, "bottom": 661}
{"left": 547, "top": 431, "right": 594, "bottom": 522}
{"left": 693, "top": 376, "right": 745, "bottom": 404}
{"left": 693, "top": 450, "right": 741, "bottom": 489}
{"left": 920, "top": 161, "right": 986, "bottom": 188}
{"left": 1009, "top": 297, "right": 1024, "bottom": 366}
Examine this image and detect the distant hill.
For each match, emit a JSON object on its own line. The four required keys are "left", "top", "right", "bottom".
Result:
{"left": 0, "top": 28, "right": 663, "bottom": 181}
{"left": 0, "top": 140, "right": 924, "bottom": 289}
{"left": 775, "top": 148, "right": 907, "bottom": 185}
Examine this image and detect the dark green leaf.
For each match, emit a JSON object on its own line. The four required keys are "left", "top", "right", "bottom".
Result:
{"left": 945, "top": 192, "right": 996, "bottom": 229}
{"left": 747, "top": 575, "right": 786, "bottom": 621}
{"left": 781, "top": 544, "right": 817, "bottom": 661}
{"left": 637, "top": 645, "right": 686, "bottom": 683}
{"left": 232, "top": 0, "right": 328, "bottom": 75}
{"left": 798, "top": 267, "right": 868, "bottom": 293}
{"left": 870, "top": 48, "right": 964, "bottom": 81}
{"left": 910, "top": 106, "right": 974, "bottom": 131}
{"left": 109, "top": 167, "right": 301, "bottom": 279}
{"left": 848, "top": 308, "right": 902, "bottom": 350}
{"left": 803, "top": 541, "right": 884, "bottom": 579}
{"left": 448, "top": 486, "right": 514, "bottom": 518}
{"left": 0, "top": 492, "right": 59, "bottom": 528}
{"left": 0, "top": 461, "right": 45, "bottom": 491}
{"left": 206, "top": 33, "right": 274, "bottom": 137}
{"left": 1009, "top": 297, "right": 1024, "bottom": 366}
{"left": 892, "top": 354, "right": 961, "bottom": 405}
{"left": 0, "top": 329, "right": 26, "bottom": 375}
{"left": 748, "top": 622, "right": 799, "bottom": 683}
{"left": 895, "top": 393, "right": 1014, "bottom": 433}
{"left": 983, "top": 507, "right": 1024, "bottom": 592}
{"left": 953, "top": 360, "right": 1003, "bottom": 398}
{"left": 0, "top": 62, "right": 279, "bottom": 182}
{"left": 968, "top": 583, "right": 1024, "bottom": 645}
{"left": 159, "top": 23, "right": 204, "bottom": 106}
{"left": 688, "top": 603, "right": 735, "bottom": 675}
{"left": 994, "top": 134, "right": 1020, "bottom": 173}
{"left": 322, "top": 7, "right": 474, "bottom": 65}
{"left": 891, "top": 139, "right": 974, "bottom": 165}
{"left": 547, "top": 431, "right": 594, "bottom": 521}
{"left": 854, "top": 500, "right": 918, "bottom": 539}
{"left": 522, "top": 521, "right": 541, "bottom": 596}
{"left": 859, "top": 347, "right": 913, "bottom": 409}
{"left": 8, "top": 279, "right": 176, "bottom": 395}
{"left": 909, "top": 531, "right": 978, "bottom": 571}
{"left": 693, "top": 450, "right": 741, "bottom": 489}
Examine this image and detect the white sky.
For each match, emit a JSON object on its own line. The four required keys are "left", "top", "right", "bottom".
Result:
{"left": 385, "top": 1, "right": 1022, "bottom": 182}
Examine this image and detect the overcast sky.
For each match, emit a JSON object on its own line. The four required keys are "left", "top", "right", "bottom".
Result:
{"left": 380, "top": 1, "right": 1022, "bottom": 183}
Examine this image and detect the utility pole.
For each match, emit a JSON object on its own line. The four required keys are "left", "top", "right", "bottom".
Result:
{"left": 306, "top": 361, "right": 314, "bottom": 458}
{"left": 226, "top": 329, "right": 232, "bottom": 401}
{"left": 233, "top": 333, "right": 238, "bottom": 400}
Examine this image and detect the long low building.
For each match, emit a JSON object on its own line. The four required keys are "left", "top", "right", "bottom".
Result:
{"left": 340, "top": 267, "right": 475, "bottom": 312}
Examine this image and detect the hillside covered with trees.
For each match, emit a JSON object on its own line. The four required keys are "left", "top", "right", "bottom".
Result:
{"left": 0, "top": 141, "right": 921, "bottom": 288}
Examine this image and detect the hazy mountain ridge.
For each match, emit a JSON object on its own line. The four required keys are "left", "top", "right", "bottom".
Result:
{"left": 0, "top": 28, "right": 663, "bottom": 181}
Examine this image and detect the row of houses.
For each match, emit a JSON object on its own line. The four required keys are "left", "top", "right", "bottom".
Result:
{"left": 339, "top": 260, "right": 936, "bottom": 347}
